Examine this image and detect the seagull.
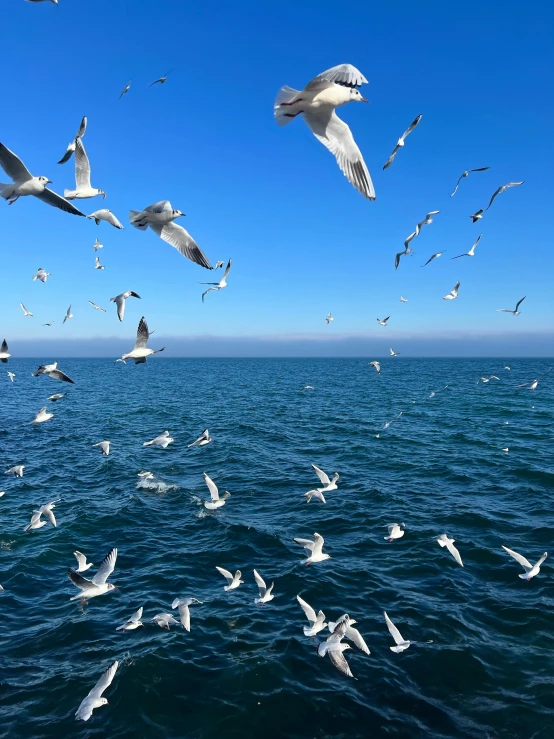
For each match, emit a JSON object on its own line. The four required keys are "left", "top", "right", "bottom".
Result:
{"left": 32, "top": 267, "right": 50, "bottom": 282}
{"left": 400, "top": 296, "right": 408, "bottom": 303}
{"left": 383, "top": 114, "right": 422, "bottom": 170}
{"left": 32, "top": 406, "right": 54, "bottom": 424}
{"left": 384, "top": 611, "right": 411, "bottom": 653}
{"left": 327, "top": 614, "right": 371, "bottom": 655}
{"left": 33, "top": 362, "right": 75, "bottom": 383}
{"left": 496, "top": 296, "right": 526, "bottom": 316}
{"left": 214, "top": 261, "right": 225, "bottom": 269}
{"left": 25, "top": 511, "right": 46, "bottom": 532}
{"left": 122, "top": 317, "right": 165, "bottom": 363}
{"left": 129, "top": 201, "right": 212, "bottom": 268}
{"left": 64, "top": 138, "right": 106, "bottom": 200}
{"left": 317, "top": 618, "right": 355, "bottom": 678}
{"left": 390, "top": 348, "right": 399, "bottom": 357}
{"left": 486, "top": 181, "right": 524, "bottom": 210}
{"left": 504, "top": 366, "right": 511, "bottom": 370}
{"left": 119, "top": 81, "right": 131, "bottom": 99}
{"left": 88, "top": 301, "right": 106, "bottom": 312}
{"left": 385, "top": 523, "right": 405, "bottom": 542}
{"left": 0, "top": 341, "right": 11, "bottom": 363}
{"left": 274, "top": 63, "right": 375, "bottom": 200}
{"left": 326, "top": 313, "right": 334, "bottom": 324}
{"left": 5, "top": 465, "right": 25, "bottom": 477}
{"left": 137, "top": 471, "right": 154, "bottom": 479}
{"left": 68, "top": 547, "right": 118, "bottom": 603}
{"left": 58, "top": 115, "right": 87, "bottom": 164}
{"left": 43, "top": 321, "right": 54, "bottom": 326}
{"left": 7, "top": 372, "right": 15, "bottom": 382}
{"left": 293, "top": 532, "right": 330, "bottom": 565}
{"left": 117, "top": 606, "right": 144, "bottom": 631}
{"left": 515, "top": 378, "right": 540, "bottom": 391}
{"left": 143, "top": 430, "right": 174, "bottom": 448}
{"left": 110, "top": 290, "right": 141, "bottom": 322}
{"left": 34, "top": 500, "right": 59, "bottom": 527}
{"left": 450, "top": 167, "right": 490, "bottom": 197}
{"left": 478, "top": 376, "right": 500, "bottom": 384}
{"left": 75, "top": 661, "right": 119, "bottom": 722}
{"left": 93, "top": 441, "right": 110, "bottom": 456}
{"left": 200, "top": 258, "right": 231, "bottom": 302}
{"left": 383, "top": 412, "right": 402, "bottom": 430}
{"left": 304, "top": 464, "right": 339, "bottom": 504}
{"left": 74, "top": 551, "right": 94, "bottom": 573}
{"left": 369, "top": 361, "right": 381, "bottom": 374}
{"left": 253, "top": 570, "right": 275, "bottom": 605}
{"left": 416, "top": 210, "right": 440, "bottom": 235}
{"left": 20, "top": 303, "right": 33, "bottom": 317}
{"left": 94, "top": 256, "right": 105, "bottom": 270}
{"left": 296, "top": 595, "right": 327, "bottom": 636}
{"left": 87, "top": 209, "right": 124, "bottom": 229}
{"left": 203, "top": 472, "right": 230, "bottom": 510}
{"left": 421, "top": 250, "right": 446, "bottom": 267}
{"left": 152, "top": 613, "right": 179, "bottom": 629}
{"left": 302, "top": 385, "right": 314, "bottom": 390}
{"left": 394, "top": 249, "right": 409, "bottom": 270}
{"left": 188, "top": 429, "right": 212, "bottom": 447}
{"left": 215, "top": 566, "right": 243, "bottom": 591}
{"left": 437, "top": 533, "right": 463, "bottom": 567}
{"left": 470, "top": 209, "right": 484, "bottom": 223}
{"left": 377, "top": 316, "right": 390, "bottom": 326}
{"left": 501, "top": 447, "right": 509, "bottom": 453}
{"left": 63, "top": 305, "right": 73, "bottom": 323}
{"left": 452, "top": 234, "right": 482, "bottom": 259}
{"left": 502, "top": 546, "right": 547, "bottom": 580}
{"left": 93, "top": 238, "right": 103, "bottom": 251}
{"left": 0, "top": 143, "right": 85, "bottom": 216}
{"left": 48, "top": 392, "right": 66, "bottom": 401}
{"left": 149, "top": 69, "right": 174, "bottom": 86}
{"left": 443, "top": 281, "right": 460, "bottom": 300}
{"left": 171, "top": 598, "right": 202, "bottom": 631}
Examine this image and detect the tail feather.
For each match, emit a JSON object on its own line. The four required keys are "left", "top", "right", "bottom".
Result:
{"left": 274, "top": 86, "right": 300, "bottom": 126}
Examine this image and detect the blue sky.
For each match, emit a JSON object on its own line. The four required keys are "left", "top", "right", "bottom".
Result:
{"left": 1, "top": 0, "right": 552, "bottom": 356}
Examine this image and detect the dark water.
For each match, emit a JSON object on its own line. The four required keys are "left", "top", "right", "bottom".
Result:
{"left": 1, "top": 358, "right": 553, "bottom": 739}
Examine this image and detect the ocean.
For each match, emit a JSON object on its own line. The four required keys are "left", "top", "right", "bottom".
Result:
{"left": 1, "top": 357, "right": 553, "bottom": 739}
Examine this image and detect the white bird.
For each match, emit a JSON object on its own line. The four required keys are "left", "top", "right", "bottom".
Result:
{"left": 93, "top": 238, "right": 103, "bottom": 251}
{"left": 137, "top": 470, "right": 154, "bottom": 479}
{"left": 502, "top": 448, "right": 509, "bottom": 453}
{"left": 515, "top": 378, "right": 540, "bottom": 391}
{"left": 143, "top": 430, "right": 174, "bottom": 449}
{"left": 502, "top": 546, "right": 547, "bottom": 580}
{"left": 0, "top": 143, "right": 85, "bottom": 216}
{"left": 200, "top": 258, "right": 231, "bottom": 302}
{"left": 64, "top": 138, "right": 106, "bottom": 200}
{"left": 88, "top": 301, "right": 106, "bottom": 312}
{"left": 63, "top": 305, "right": 73, "bottom": 324}
{"left": 400, "top": 296, "right": 408, "bottom": 303}
{"left": 450, "top": 167, "right": 490, "bottom": 197}
{"left": 152, "top": 613, "right": 179, "bottom": 629}
{"left": 384, "top": 611, "right": 411, "bottom": 653}
{"left": 470, "top": 209, "right": 484, "bottom": 223}
{"left": 68, "top": 547, "right": 118, "bottom": 603}
{"left": 117, "top": 606, "right": 144, "bottom": 632}
{"left": 171, "top": 597, "right": 202, "bottom": 631}
{"left": 87, "top": 209, "right": 124, "bottom": 229}
{"left": 214, "top": 261, "right": 225, "bottom": 268}
{"left": 326, "top": 313, "right": 334, "bottom": 324}
{"left": 33, "top": 363, "right": 74, "bottom": 383}
{"left": 416, "top": 210, "right": 440, "bottom": 234}
{"left": 369, "top": 361, "right": 381, "bottom": 374}
{"left": 504, "top": 366, "right": 511, "bottom": 370}
{"left": 48, "top": 393, "right": 66, "bottom": 401}
{"left": 296, "top": 595, "right": 327, "bottom": 636}
{"left": 110, "top": 290, "right": 141, "bottom": 322}
{"left": 0, "top": 340, "right": 11, "bottom": 363}
{"left": 119, "top": 81, "right": 131, "bottom": 99}
{"left": 318, "top": 618, "right": 355, "bottom": 678}
{"left": 437, "top": 534, "right": 463, "bottom": 567}
{"left": 486, "top": 181, "right": 524, "bottom": 210}
{"left": 275, "top": 64, "right": 375, "bottom": 200}
{"left": 443, "top": 281, "right": 460, "bottom": 300}
{"left": 385, "top": 523, "right": 405, "bottom": 542}
{"left": 58, "top": 115, "right": 87, "bottom": 164}
{"left": 149, "top": 69, "right": 174, "bottom": 87}
{"left": 293, "top": 532, "right": 330, "bottom": 564}
{"left": 383, "top": 412, "right": 402, "bottom": 430}
{"left": 203, "top": 472, "right": 230, "bottom": 510}
{"left": 421, "top": 250, "right": 446, "bottom": 267}
{"left": 122, "top": 317, "right": 164, "bottom": 363}
{"left": 216, "top": 566, "right": 243, "bottom": 591}
{"left": 304, "top": 464, "right": 339, "bottom": 504}
{"left": 188, "top": 429, "right": 212, "bottom": 447}
{"left": 93, "top": 441, "right": 110, "bottom": 456}
{"left": 7, "top": 371, "right": 15, "bottom": 382}
{"left": 74, "top": 551, "right": 94, "bottom": 573}
{"left": 253, "top": 570, "right": 275, "bottom": 605}
{"left": 383, "top": 114, "right": 422, "bottom": 170}
{"left": 327, "top": 614, "right": 371, "bottom": 655}
{"left": 390, "top": 348, "right": 399, "bottom": 357}
{"left": 32, "top": 267, "right": 51, "bottom": 282}
{"left": 75, "top": 660, "right": 119, "bottom": 722}
{"left": 20, "top": 303, "right": 33, "bottom": 317}
{"left": 5, "top": 465, "right": 25, "bottom": 477}
{"left": 129, "top": 201, "right": 213, "bottom": 269}
{"left": 452, "top": 234, "right": 482, "bottom": 259}
{"left": 377, "top": 316, "right": 390, "bottom": 326}
{"left": 496, "top": 296, "right": 526, "bottom": 316}
{"left": 35, "top": 500, "right": 59, "bottom": 527}
{"left": 32, "top": 406, "right": 53, "bottom": 424}
{"left": 478, "top": 376, "right": 500, "bottom": 384}
{"left": 94, "top": 256, "right": 105, "bottom": 270}
{"left": 25, "top": 511, "right": 46, "bottom": 532}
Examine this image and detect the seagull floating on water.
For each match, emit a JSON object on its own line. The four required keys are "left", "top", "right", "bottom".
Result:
{"left": 296, "top": 595, "right": 327, "bottom": 636}
{"left": 452, "top": 234, "right": 482, "bottom": 259}
{"left": 122, "top": 317, "right": 165, "bottom": 364}
{"left": 253, "top": 570, "right": 275, "bottom": 605}
{"left": 75, "top": 660, "right": 119, "bottom": 722}
{"left": 450, "top": 167, "right": 490, "bottom": 197}
{"left": 32, "top": 267, "right": 50, "bottom": 282}
{"left": 200, "top": 259, "right": 231, "bottom": 302}
{"left": 171, "top": 598, "right": 202, "bottom": 630}
{"left": 58, "top": 115, "right": 87, "bottom": 165}
{"left": 496, "top": 296, "right": 526, "bottom": 316}
{"left": 502, "top": 546, "right": 547, "bottom": 580}
{"left": 188, "top": 429, "right": 212, "bottom": 447}
{"left": 117, "top": 606, "right": 143, "bottom": 632}
{"left": 87, "top": 209, "right": 124, "bottom": 229}
{"left": 33, "top": 362, "right": 75, "bottom": 383}
{"left": 443, "top": 281, "right": 460, "bottom": 301}
{"left": 110, "top": 290, "right": 141, "bottom": 322}
{"left": 74, "top": 551, "right": 94, "bottom": 573}
{"left": 143, "top": 430, "right": 174, "bottom": 449}
{"left": 64, "top": 138, "right": 106, "bottom": 200}
{"left": 437, "top": 533, "right": 463, "bottom": 566}
{"left": 93, "top": 441, "right": 110, "bottom": 456}
{"left": 216, "top": 566, "right": 243, "bottom": 591}
{"left": 68, "top": 547, "right": 118, "bottom": 603}
{"left": 383, "top": 114, "right": 422, "bottom": 170}
{"left": 203, "top": 472, "right": 230, "bottom": 510}
{"left": 294, "top": 532, "right": 330, "bottom": 564}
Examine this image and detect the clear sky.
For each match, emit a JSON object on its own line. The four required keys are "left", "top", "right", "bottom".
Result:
{"left": 1, "top": 0, "right": 553, "bottom": 356}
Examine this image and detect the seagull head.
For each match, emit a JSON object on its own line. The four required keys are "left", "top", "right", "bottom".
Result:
{"left": 172, "top": 209, "right": 185, "bottom": 219}
{"left": 107, "top": 583, "right": 117, "bottom": 592}
{"left": 38, "top": 176, "right": 52, "bottom": 185}
{"left": 97, "top": 189, "right": 107, "bottom": 199}
{"left": 99, "top": 698, "right": 108, "bottom": 707}
{"left": 349, "top": 88, "right": 368, "bottom": 103}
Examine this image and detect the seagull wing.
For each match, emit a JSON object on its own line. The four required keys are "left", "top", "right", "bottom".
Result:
{"left": 312, "top": 533, "right": 325, "bottom": 556}
{"left": 451, "top": 253, "right": 468, "bottom": 259}
{"left": 74, "top": 137, "right": 92, "bottom": 189}
{"left": 35, "top": 188, "right": 86, "bottom": 217}
{"left": 77, "top": 115, "right": 87, "bottom": 138}
{"left": 134, "top": 317, "right": 150, "bottom": 349}
{"left": 345, "top": 625, "right": 370, "bottom": 655}
{"left": 303, "top": 110, "right": 375, "bottom": 200}
{"left": 58, "top": 141, "right": 75, "bottom": 165}
{"left": 382, "top": 145, "right": 399, "bottom": 170}
{"left": 74, "top": 551, "right": 87, "bottom": 569}
{"left": 311, "top": 463, "right": 330, "bottom": 486}
{"left": 486, "top": 181, "right": 524, "bottom": 210}
{"left": 253, "top": 569, "right": 266, "bottom": 598}
{"left": 42, "top": 507, "right": 56, "bottom": 526}
{"left": 68, "top": 568, "right": 95, "bottom": 591}
{"left": 384, "top": 611, "right": 405, "bottom": 645}
{"left": 88, "top": 660, "right": 119, "bottom": 700}
{"left": 450, "top": 174, "right": 464, "bottom": 197}
{"left": 296, "top": 595, "right": 317, "bottom": 623}
{"left": 215, "top": 566, "right": 234, "bottom": 585}
{"left": 294, "top": 537, "right": 315, "bottom": 553}
{"left": 446, "top": 540, "right": 463, "bottom": 566}
{"left": 328, "top": 647, "right": 354, "bottom": 677}
{"left": 129, "top": 607, "right": 143, "bottom": 624}
{"left": 145, "top": 200, "right": 172, "bottom": 213}
{"left": 204, "top": 473, "right": 219, "bottom": 501}
{"left": 222, "top": 259, "right": 232, "bottom": 279}
{"left": 49, "top": 369, "right": 75, "bottom": 384}
{"left": 502, "top": 545, "right": 532, "bottom": 571}
{"left": 92, "top": 547, "right": 117, "bottom": 585}
{"left": 400, "top": 113, "right": 422, "bottom": 141}
{"left": 149, "top": 222, "right": 213, "bottom": 269}
{"left": 307, "top": 63, "right": 368, "bottom": 89}
{"left": 515, "top": 296, "right": 526, "bottom": 312}
{"left": 0, "top": 143, "right": 32, "bottom": 181}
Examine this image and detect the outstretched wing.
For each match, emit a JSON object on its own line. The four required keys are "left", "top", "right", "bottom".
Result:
{"left": 502, "top": 545, "right": 532, "bottom": 571}
{"left": 311, "top": 463, "right": 330, "bottom": 486}
{"left": 293, "top": 537, "right": 315, "bottom": 552}
{"left": 215, "top": 566, "right": 234, "bottom": 584}
{"left": 92, "top": 547, "right": 117, "bottom": 585}
{"left": 89, "top": 660, "right": 119, "bottom": 699}
{"left": 0, "top": 143, "right": 32, "bottom": 181}
{"left": 203, "top": 473, "right": 219, "bottom": 501}
{"left": 307, "top": 63, "right": 367, "bottom": 89}
{"left": 35, "top": 188, "right": 86, "bottom": 217}
{"left": 74, "top": 138, "right": 92, "bottom": 189}
{"left": 134, "top": 317, "right": 149, "bottom": 349}
{"left": 68, "top": 568, "right": 94, "bottom": 591}
{"left": 515, "top": 296, "right": 526, "bottom": 312}
{"left": 329, "top": 648, "right": 354, "bottom": 677}
{"left": 49, "top": 369, "right": 75, "bottom": 384}
{"left": 149, "top": 222, "right": 213, "bottom": 269}
{"left": 253, "top": 569, "right": 266, "bottom": 597}
{"left": 296, "top": 595, "right": 317, "bottom": 623}
{"left": 384, "top": 611, "right": 405, "bottom": 645}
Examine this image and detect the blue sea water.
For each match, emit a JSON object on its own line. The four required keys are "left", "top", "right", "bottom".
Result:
{"left": 0, "top": 357, "right": 553, "bottom": 739}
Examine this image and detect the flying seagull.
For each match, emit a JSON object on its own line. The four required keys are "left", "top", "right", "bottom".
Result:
{"left": 7, "top": 371, "right": 15, "bottom": 381}
{"left": 304, "top": 464, "right": 339, "bottom": 504}
{"left": 469, "top": 209, "right": 484, "bottom": 223}
{"left": 68, "top": 547, "right": 118, "bottom": 603}
{"left": 117, "top": 606, "right": 144, "bottom": 632}
{"left": 274, "top": 63, "right": 375, "bottom": 200}
{"left": 215, "top": 566, "right": 243, "bottom": 591}
{"left": 318, "top": 618, "right": 355, "bottom": 678}
{"left": 110, "top": 290, "right": 141, "bottom": 322}
{"left": 296, "top": 595, "right": 327, "bottom": 636}
{"left": 369, "top": 361, "right": 381, "bottom": 374}
{"left": 443, "top": 281, "right": 460, "bottom": 301}
{"left": 486, "top": 181, "right": 524, "bottom": 210}
{"left": 75, "top": 660, "right": 119, "bottom": 722}
{"left": 452, "top": 234, "right": 482, "bottom": 259}
{"left": 87, "top": 209, "right": 124, "bottom": 229}
{"left": 0, "top": 341, "right": 11, "bottom": 363}
{"left": 64, "top": 138, "right": 106, "bottom": 200}
{"left": 63, "top": 305, "right": 73, "bottom": 323}
{"left": 74, "top": 551, "right": 94, "bottom": 573}
{"left": 152, "top": 613, "right": 179, "bottom": 629}
{"left": 293, "top": 532, "right": 330, "bottom": 564}
{"left": 48, "top": 393, "right": 66, "bottom": 401}
{"left": 450, "top": 167, "right": 490, "bottom": 197}
{"left": 32, "top": 267, "right": 50, "bottom": 282}
{"left": 143, "top": 430, "right": 174, "bottom": 448}
{"left": 32, "top": 361, "right": 75, "bottom": 383}
{"left": 94, "top": 256, "right": 105, "bottom": 270}
{"left": 200, "top": 258, "right": 231, "bottom": 302}
{"left": 119, "top": 81, "right": 131, "bottom": 99}
{"left": 43, "top": 321, "right": 54, "bottom": 326}
{"left": 400, "top": 296, "right": 408, "bottom": 302}
{"left": 437, "top": 533, "right": 463, "bottom": 566}
{"left": 0, "top": 143, "right": 85, "bottom": 216}
{"left": 20, "top": 303, "right": 33, "bottom": 317}
{"left": 92, "top": 238, "right": 103, "bottom": 251}
{"left": 203, "top": 472, "right": 230, "bottom": 510}
{"left": 390, "top": 348, "right": 399, "bottom": 357}
{"left": 129, "top": 201, "right": 212, "bottom": 269}
{"left": 384, "top": 611, "right": 411, "bottom": 653}
{"left": 416, "top": 210, "right": 439, "bottom": 234}
{"left": 58, "top": 115, "right": 87, "bottom": 165}
{"left": 253, "top": 570, "right": 275, "bottom": 605}
{"left": 326, "top": 313, "right": 334, "bottom": 324}
{"left": 188, "top": 429, "right": 212, "bottom": 447}
{"left": 149, "top": 69, "right": 174, "bottom": 86}
{"left": 383, "top": 114, "right": 422, "bottom": 170}
{"left": 496, "top": 296, "right": 526, "bottom": 316}
{"left": 5, "top": 465, "right": 25, "bottom": 477}
{"left": 122, "top": 317, "right": 164, "bottom": 363}
{"left": 421, "top": 250, "right": 446, "bottom": 267}
{"left": 32, "top": 406, "right": 54, "bottom": 424}
{"left": 385, "top": 523, "right": 405, "bottom": 542}
{"left": 327, "top": 614, "right": 371, "bottom": 656}
{"left": 214, "top": 261, "right": 225, "bottom": 269}
{"left": 93, "top": 441, "right": 110, "bottom": 456}
{"left": 171, "top": 598, "right": 202, "bottom": 631}
{"left": 27, "top": 0, "right": 59, "bottom": 4}
{"left": 501, "top": 546, "right": 547, "bottom": 580}
{"left": 377, "top": 316, "right": 390, "bottom": 326}
{"left": 88, "top": 301, "right": 106, "bottom": 312}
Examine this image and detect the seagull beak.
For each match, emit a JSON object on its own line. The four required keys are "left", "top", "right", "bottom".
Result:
{"left": 47, "top": 180, "right": 53, "bottom": 184}
{"left": 360, "top": 97, "right": 369, "bottom": 103}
